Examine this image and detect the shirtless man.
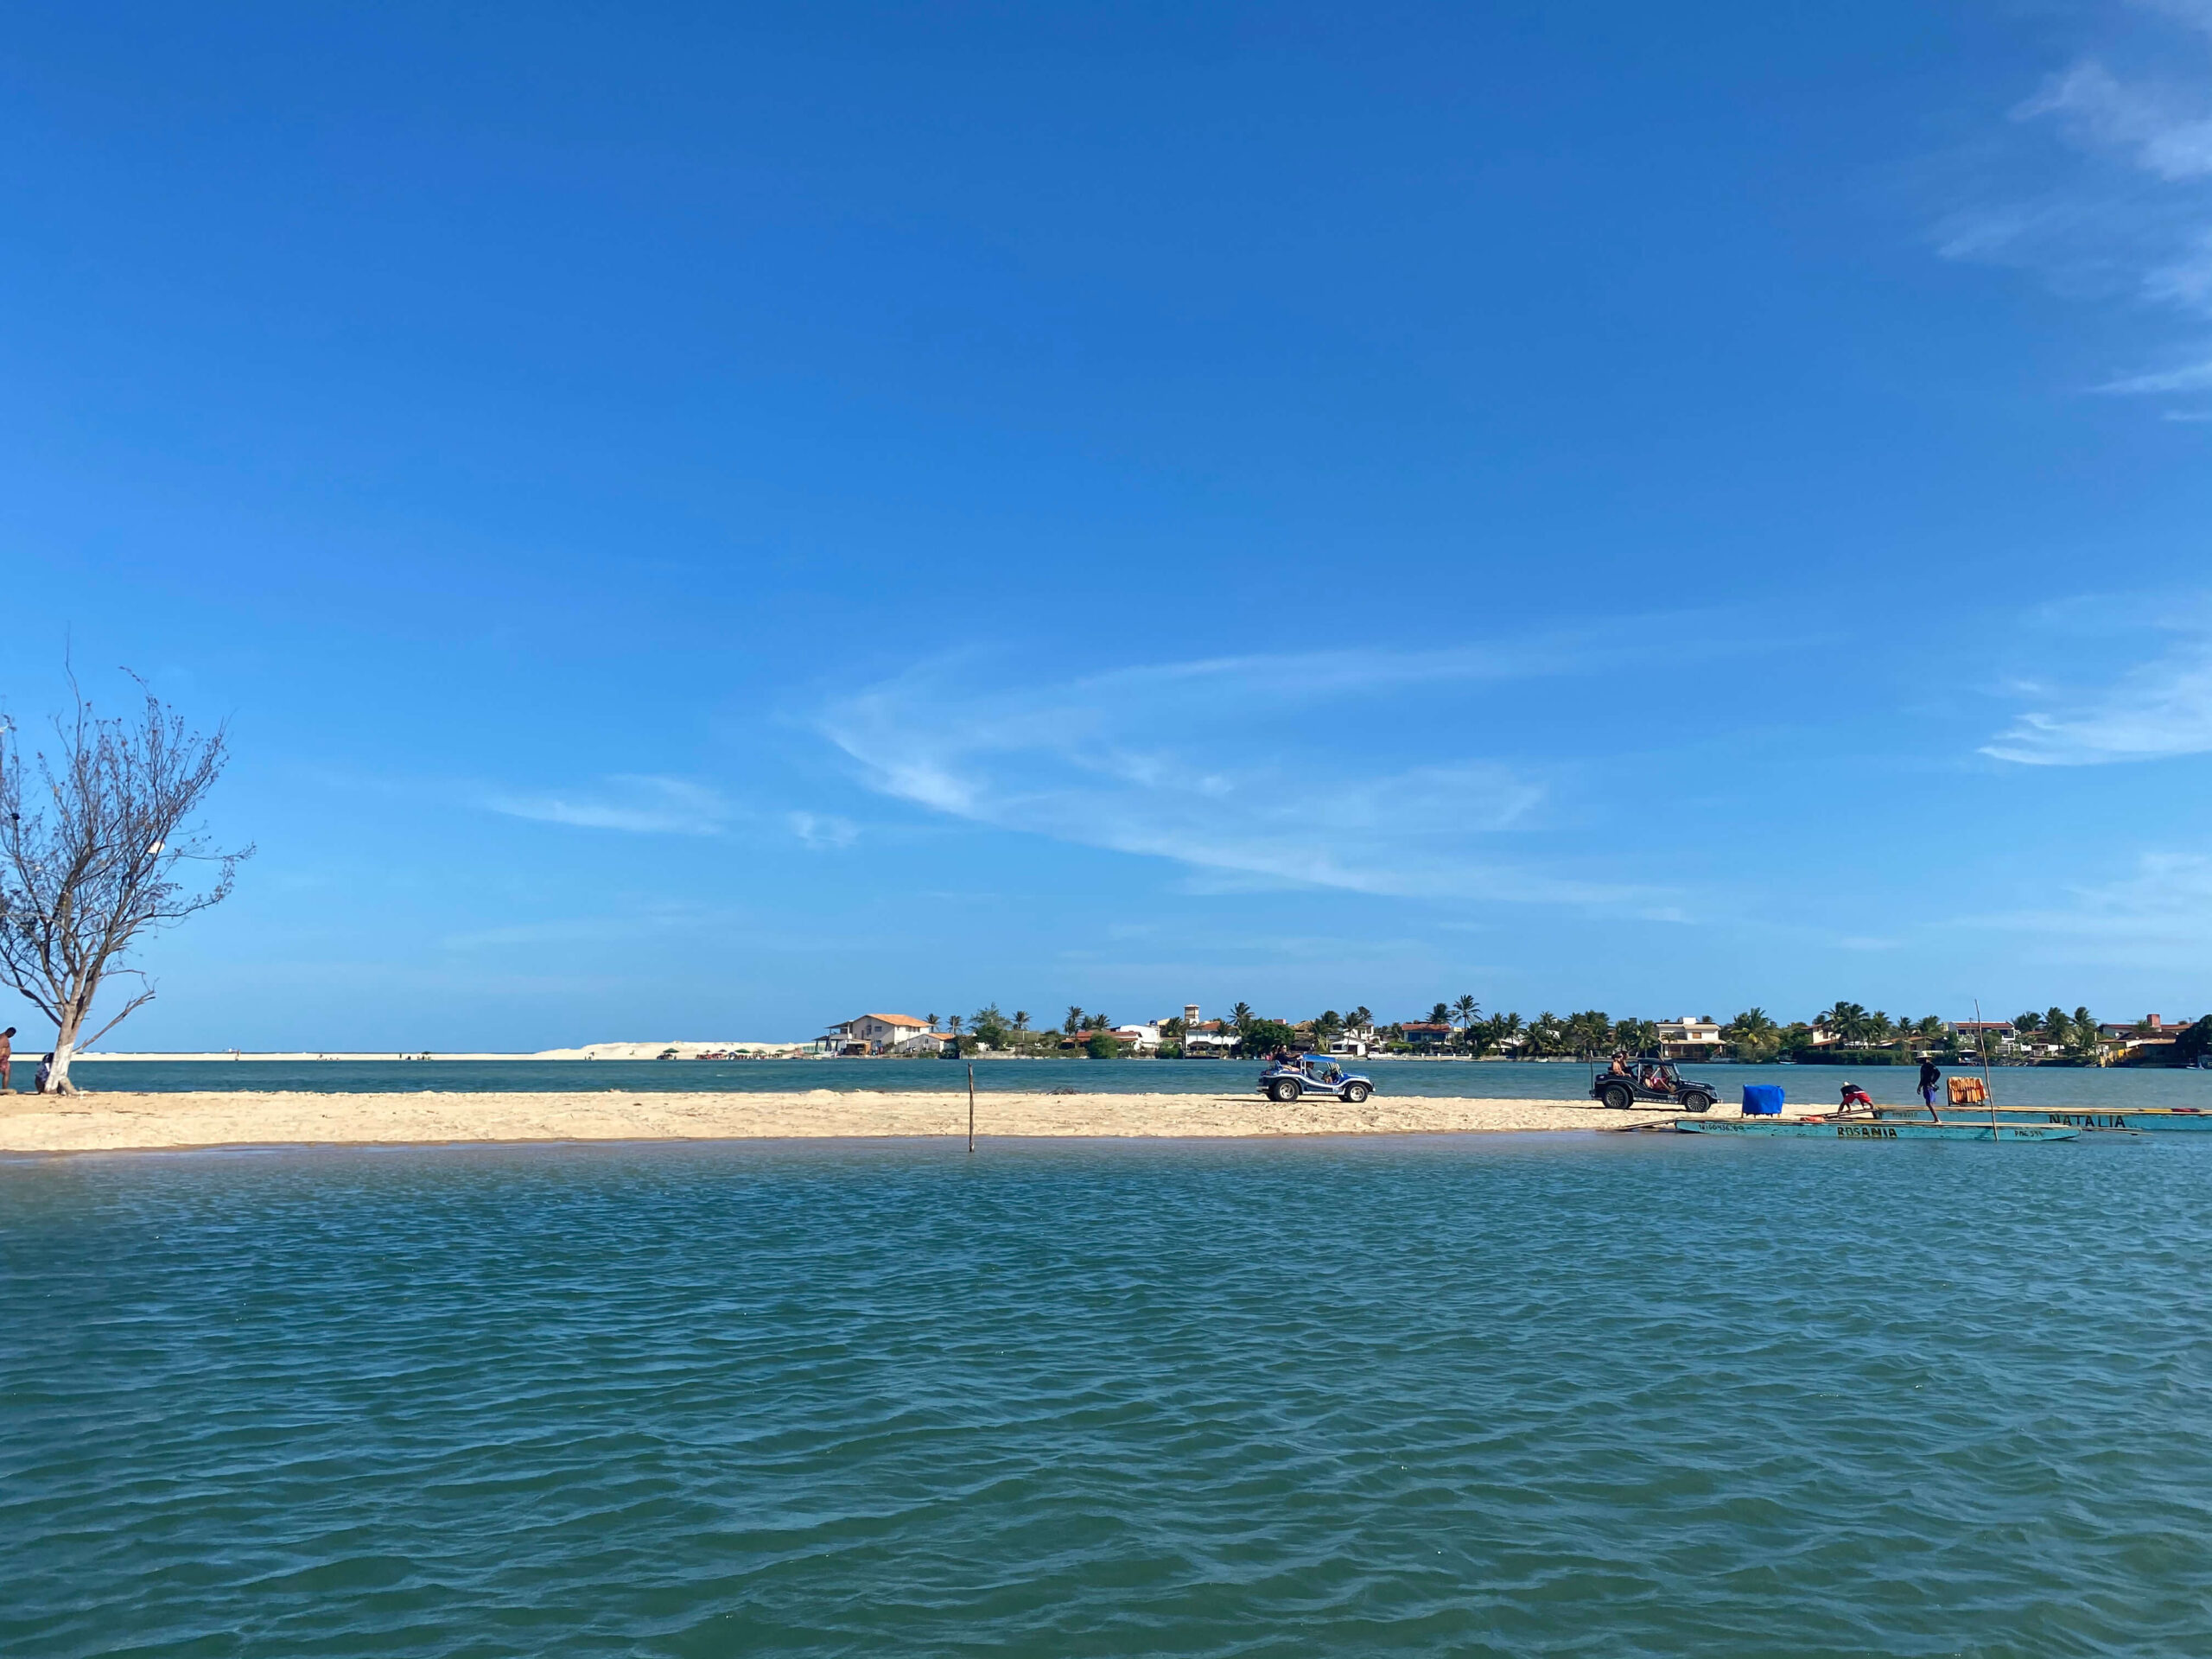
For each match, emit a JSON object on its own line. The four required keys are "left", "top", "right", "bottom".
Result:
{"left": 0, "top": 1027, "right": 12, "bottom": 1092}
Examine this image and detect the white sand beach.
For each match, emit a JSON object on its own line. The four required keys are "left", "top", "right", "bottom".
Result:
{"left": 0, "top": 1089, "right": 1667, "bottom": 1154}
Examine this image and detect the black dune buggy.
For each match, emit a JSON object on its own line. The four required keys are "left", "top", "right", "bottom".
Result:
{"left": 1590, "top": 1058, "right": 1717, "bottom": 1114}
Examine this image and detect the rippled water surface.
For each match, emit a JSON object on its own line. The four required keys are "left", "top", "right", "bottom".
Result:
{"left": 5, "top": 1135, "right": 2209, "bottom": 1656}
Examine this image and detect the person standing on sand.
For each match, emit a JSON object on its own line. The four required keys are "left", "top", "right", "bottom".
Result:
{"left": 0, "top": 1027, "right": 11, "bottom": 1092}
{"left": 1918, "top": 1057, "right": 1942, "bottom": 1119}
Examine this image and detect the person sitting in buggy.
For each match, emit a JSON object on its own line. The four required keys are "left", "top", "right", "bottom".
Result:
{"left": 1637, "top": 1062, "right": 1674, "bottom": 1096}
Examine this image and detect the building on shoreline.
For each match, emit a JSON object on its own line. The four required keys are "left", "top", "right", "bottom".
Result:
{"left": 818, "top": 1014, "right": 932, "bottom": 1056}
{"left": 2094, "top": 1014, "right": 2202, "bottom": 1063}
{"left": 1655, "top": 1016, "right": 1723, "bottom": 1059}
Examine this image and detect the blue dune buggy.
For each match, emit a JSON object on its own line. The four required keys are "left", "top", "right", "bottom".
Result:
{"left": 1258, "top": 1053, "right": 1376, "bottom": 1103}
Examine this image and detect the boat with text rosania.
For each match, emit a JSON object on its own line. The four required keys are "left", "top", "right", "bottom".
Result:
{"left": 1675, "top": 1116, "right": 2077, "bottom": 1142}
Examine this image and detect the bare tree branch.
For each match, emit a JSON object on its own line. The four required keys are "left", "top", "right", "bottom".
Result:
{"left": 0, "top": 672, "right": 251, "bottom": 1092}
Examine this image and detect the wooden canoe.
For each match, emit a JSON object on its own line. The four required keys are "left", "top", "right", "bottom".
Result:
{"left": 1874, "top": 1105, "right": 2205, "bottom": 1134}
{"left": 1675, "top": 1117, "right": 2078, "bottom": 1142}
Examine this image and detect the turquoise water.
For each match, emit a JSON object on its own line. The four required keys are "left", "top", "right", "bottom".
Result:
{"left": 5, "top": 1135, "right": 2209, "bottom": 1656}
{"left": 52, "top": 1056, "right": 2212, "bottom": 1109}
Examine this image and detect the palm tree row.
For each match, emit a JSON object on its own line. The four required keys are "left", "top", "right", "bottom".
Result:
{"left": 923, "top": 996, "right": 2136, "bottom": 1064}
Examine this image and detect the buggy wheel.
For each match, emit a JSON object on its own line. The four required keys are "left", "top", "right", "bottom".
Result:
{"left": 1599, "top": 1084, "right": 1633, "bottom": 1111}
{"left": 1344, "top": 1082, "right": 1371, "bottom": 1103}
{"left": 1680, "top": 1092, "right": 1713, "bottom": 1114}
{"left": 1268, "top": 1079, "right": 1301, "bottom": 1103}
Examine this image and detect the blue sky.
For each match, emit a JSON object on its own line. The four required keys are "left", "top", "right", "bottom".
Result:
{"left": 5, "top": 2, "right": 2211, "bottom": 1048}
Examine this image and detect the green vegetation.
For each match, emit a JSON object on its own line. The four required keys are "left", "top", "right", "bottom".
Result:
{"left": 1235, "top": 1019, "right": 1295, "bottom": 1058}
{"left": 1720, "top": 1007, "right": 1781, "bottom": 1062}
{"left": 907, "top": 992, "right": 2201, "bottom": 1067}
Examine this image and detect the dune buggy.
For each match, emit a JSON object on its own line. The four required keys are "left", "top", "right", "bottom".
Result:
{"left": 1259, "top": 1054, "right": 1375, "bottom": 1103}
{"left": 1591, "top": 1058, "right": 1717, "bottom": 1113}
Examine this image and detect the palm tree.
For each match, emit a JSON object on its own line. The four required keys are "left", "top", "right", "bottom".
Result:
{"left": 1818, "top": 1001, "right": 1873, "bottom": 1046}
{"left": 947, "top": 1014, "right": 963, "bottom": 1035}
{"left": 1351, "top": 1006, "right": 1372, "bottom": 1033}
{"left": 1065, "top": 1006, "right": 1085, "bottom": 1036}
{"left": 1452, "top": 995, "right": 1480, "bottom": 1037}
{"left": 925, "top": 1013, "right": 939, "bottom": 1029}
{"left": 1577, "top": 1011, "right": 1607, "bottom": 1058}
{"left": 1613, "top": 1017, "right": 1658, "bottom": 1056}
{"left": 1427, "top": 1001, "right": 1451, "bottom": 1027}
{"left": 1721, "top": 1007, "right": 1779, "bottom": 1060}
{"left": 1230, "top": 1001, "right": 1253, "bottom": 1032}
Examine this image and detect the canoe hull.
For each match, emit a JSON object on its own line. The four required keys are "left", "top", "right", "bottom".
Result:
{"left": 1676, "top": 1117, "right": 2078, "bottom": 1142}
{"left": 1876, "top": 1106, "right": 2210, "bottom": 1134}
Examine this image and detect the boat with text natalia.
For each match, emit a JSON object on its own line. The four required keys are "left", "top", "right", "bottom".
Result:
{"left": 1675, "top": 1116, "right": 2078, "bottom": 1142}
{"left": 1876, "top": 1105, "right": 2207, "bottom": 1134}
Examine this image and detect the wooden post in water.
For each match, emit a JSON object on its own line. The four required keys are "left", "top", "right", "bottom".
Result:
{"left": 1975, "top": 998, "right": 1999, "bottom": 1142}
{"left": 967, "top": 1062, "right": 976, "bottom": 1154}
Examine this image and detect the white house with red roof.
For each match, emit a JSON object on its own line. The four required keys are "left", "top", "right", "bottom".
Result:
{"left": 820, "top": 1013, "right": 934, "bottom": 1055}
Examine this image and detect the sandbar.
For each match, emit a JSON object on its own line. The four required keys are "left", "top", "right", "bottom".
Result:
{"left": 0, "top": 1089, "right": 1672, "bottom": 1154}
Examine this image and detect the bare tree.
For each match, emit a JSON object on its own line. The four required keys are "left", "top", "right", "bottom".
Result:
{"left": 0, "top": 675, "right": 251, "bottom": 1093}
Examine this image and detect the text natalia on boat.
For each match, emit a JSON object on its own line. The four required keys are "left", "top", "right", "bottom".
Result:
{"left": 1675, "top": 1116, "right": 2078, "bottom": 1141}
{"left": 1875, "top": 1105, "right": 2209, "bottom": 1134}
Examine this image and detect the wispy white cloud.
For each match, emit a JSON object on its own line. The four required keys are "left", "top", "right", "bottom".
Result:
{"left": 1947, "top": 10, "right": 2212, "bottom": 399}
{"left": 482, "top": 774, "right": 737, "bottom": 836}
{"left": 1983, "top": 626, "right": 2212, "bottom": 763}
{"left": 1974, "top": 850, "right": 2212, "bottom": 962}
{"left": 2018, "top": 60, "right": 2212, "bottom": 182}
{"left": 478, "top": 772, "right": 870, "bottom": 850}
{"left": 816, "top": 650, "right": 1669, "bottom": 909}
{"left": 786, "top": 810, "right": 858, "bottom": 849}
{"left": 2098, "top": 357, "right": 2212, "bottom": 392}
{"left": 440, "top": 906, "right": 718, "bottom": 950}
